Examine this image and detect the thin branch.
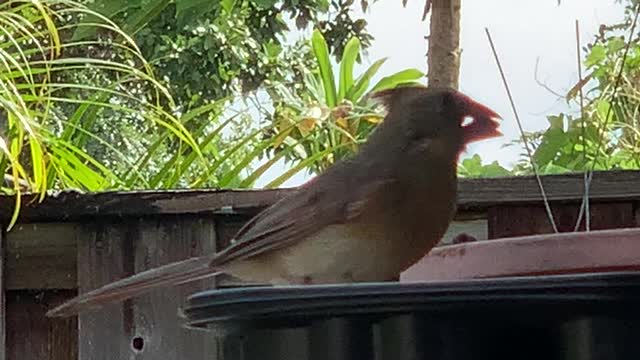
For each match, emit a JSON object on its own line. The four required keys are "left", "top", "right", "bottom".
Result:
{"left": 533, "top": 57, "right": 566, "bottom": 99}
{"left": 573, "top": 19, "right": 590, "bottom": 232}
{"left": 485, "top": 27, "right": 559, "bottom": 233}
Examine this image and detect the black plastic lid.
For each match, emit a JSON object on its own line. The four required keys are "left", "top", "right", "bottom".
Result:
{"left": 183, "top": 271, "right": 640, "bottom": 335}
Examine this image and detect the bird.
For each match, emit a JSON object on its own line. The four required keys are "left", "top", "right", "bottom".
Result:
{"left": 46, "top": 85, "right": 502, "bottom": 318}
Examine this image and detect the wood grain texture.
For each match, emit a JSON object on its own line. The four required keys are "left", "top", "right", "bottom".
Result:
{"left": 400, "top": 227, "right": 640, "bottom": 281}
{"left": 131, "top": 216, "right": 217, "bottom": 360}
{"left": 427, "top": 0, "right": 462, "bottom": 89}
{"left": 488, "top": 202, "right": 635, "bottom": 239}
{"left": 77, "top": 222, "right": 133, "bottom": 360}
{"left": 6, "top": 290, "right": 77, "bottom": 360}
{"left": 2, "top": 171, "right": 640, "bottom": 222}
{"left": 5, "top": 223, "right": 77, "bottom": 289}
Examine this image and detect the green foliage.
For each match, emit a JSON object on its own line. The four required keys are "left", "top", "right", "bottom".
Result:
{"left": 265, "top": 30, "right": 425, "bottom": 175}
{"left": 464, "top": 0, "right": 640, "bottom": 178}
{"left": 53, "top": 0, "right": 376, "bottom": 189}
{"left": 508, "top": 0, "right": 640, "bottom": 175}
{"left": 0, "top": 0, "right": 192, "bottom": 227}
{"left": 457, "top": 154, "right": 512, "bottom": 178}
{"left": 74, "top": 0, "right": 374, "bottom": 109}
{"left": 0, "top": 0, "right": 308, "bottom": 230}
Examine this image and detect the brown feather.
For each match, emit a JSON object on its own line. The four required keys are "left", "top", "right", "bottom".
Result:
{"left": 46, "top": 85, "right": 502, "bottom": 318}
{"left": 46, "top": 256, "right": 216, "bottom": 317}
{"left": 210, "top": 178, "right": 396, "bottom": 266}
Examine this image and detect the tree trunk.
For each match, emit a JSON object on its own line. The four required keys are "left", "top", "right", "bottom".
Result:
{"left": 426, "top": 0, "right": 462, "bottom": 89}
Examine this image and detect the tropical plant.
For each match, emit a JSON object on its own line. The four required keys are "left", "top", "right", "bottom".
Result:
{"left": 0, "top": 0, "right": 186, "bottom": 226}
{"left": 0, "top": 0, "right": 302, "bottom": 229}
{"left": 264, "top": 29, "right": 425, "bottom": 175}
{"left": 458, "top": 0, "right": 639, "bottom": 179}
{"left": 72, "top": 0, "right": 375, "bottom": 109}
{"left": 508, "top": 0, "right": 640, "bottom": 175}
{"left": 457, "top": 154, "right": 512, "bottom": 178}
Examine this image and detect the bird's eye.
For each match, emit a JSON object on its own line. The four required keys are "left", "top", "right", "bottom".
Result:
{"left": 461, "top": 116, "right": 473, "bottom": 127}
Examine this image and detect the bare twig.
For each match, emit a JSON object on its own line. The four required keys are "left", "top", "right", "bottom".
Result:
{"left": 573, "top": 19, "right": 590, "bottom": 232}
{"left": 533, "top": 57, "right": 566, "bottom": 99}
{"left": 485, "top": 28, "right": 559, "bottom": 233}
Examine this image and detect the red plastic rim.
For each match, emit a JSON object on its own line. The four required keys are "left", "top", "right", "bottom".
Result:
{"left": 401, "top": 227, "right": 640, "bottom": 282}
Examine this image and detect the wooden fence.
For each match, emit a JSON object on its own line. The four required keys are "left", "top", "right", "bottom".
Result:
{"left": 1, "top": 170, "right": 640, "bottom": 360}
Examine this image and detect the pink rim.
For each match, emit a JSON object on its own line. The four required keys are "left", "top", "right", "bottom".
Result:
{"left": 400, "top": 227, "right": 640, "bottom": 282}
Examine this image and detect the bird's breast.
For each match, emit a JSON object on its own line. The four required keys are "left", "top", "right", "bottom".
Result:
{"left": 222, "top": 174, "right": 456, "bottom": 285}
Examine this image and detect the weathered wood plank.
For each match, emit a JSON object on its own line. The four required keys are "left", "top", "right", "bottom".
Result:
{"left": 0, "top": 229, "right": 5, "bottom": 360}
{"left": 488, "top": 202, "right": 635, "bottom": 239}
{"left": 2, "top": 171, "right": 640, "bottom": 222}
{"left": 455, "top": 170, "right": 640, "bottom": 207}
{"left": 215, "top": 215, "right": 254, "bottom": 249}
{"left": 5, "top": 223, "right": 77, "bottom": 289}
{"left": 131, "top": 216, "right": 217, "bottom": 360}
{"left": 77, "top": 222, "right": 132, "bottom": 360}
{"left": 6, "top": 290, "right": 77, "bottom": 360}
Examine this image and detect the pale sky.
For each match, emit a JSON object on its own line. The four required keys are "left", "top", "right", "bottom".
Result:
{"left": 254, "top": 0, "right": 625, "bottom": 188}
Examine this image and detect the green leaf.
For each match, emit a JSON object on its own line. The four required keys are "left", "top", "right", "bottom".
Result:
{"left": 317, "top": 0, "right": 330, "bottom": 11}
{"left": 123, "top": 0, "right": 172, "bottom": 35}
{"left": 596, "top": 99, "right": 613, "bottom": 124}
{"left": 250, "top": 0, "right": 278, "bottom": 8}
{"left": 547, "top": 114, "right": 564, "bottom": 129}
{"left": 540, "top": 162, "right": 570, "bottom": 174}
{"left": 370, "top": 68, "right": 425, "bottom": 93}
{"left": 347, "top": 58, "right": 386, "bottom": 101}
{"left": 459, "top": 154, "right": 483, "bottom": 175}
{"left": 218, "top": 135, "right": 279, "bottom": 188}
{"left": 71, "top": 0, "right": 135, "bottom": 40}
{"left": 311, "top": 29, "right": 337, "bottom": 107}
{"left": 176, "top": 0, "right": 219, "bottom": 20}
{"left": 607, "top": 36, "right": 625, "bottom": 53}
{"left": 585, "top": 45, "right": 606, "bottom": 67}
{"left": 481, "top": 162, "right": 512, "bottom": 177}
{"left": 458, "top": 154, "right": 512, "bottom": 178}
{"left": 265, "top": 143, "right": 350, "bottom": 188}
{"left": 338, "top": 36, "right": 360, "bottom": 102}
{"left": 533, "top": 128, "right": 567, "bottom": 166}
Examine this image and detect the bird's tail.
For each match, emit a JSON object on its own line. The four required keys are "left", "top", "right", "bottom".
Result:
{"left": 46, "top": 255, "right": 219, "bottom": 318}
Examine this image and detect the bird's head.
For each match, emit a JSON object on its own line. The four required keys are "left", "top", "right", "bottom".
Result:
{"left": 444, "top": 89, "right": 503, "bottom": 145}
{"left": 372, "top": 86, "right": 502, "bottom": 154}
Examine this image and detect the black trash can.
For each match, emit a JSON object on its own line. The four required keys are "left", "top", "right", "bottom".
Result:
{"left": 183, "top": 272, "right": 640, "bottom": 360}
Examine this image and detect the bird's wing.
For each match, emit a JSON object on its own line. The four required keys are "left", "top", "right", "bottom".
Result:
{"left": 210, "top": 175, "right": 395, "bottom": 267}
{"left": 45, "top": 176, "right": 393, "bottom": 318}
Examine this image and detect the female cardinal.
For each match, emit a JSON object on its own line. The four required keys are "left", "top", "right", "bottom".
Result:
{"left": 47, "top": 85, "right": 502, "bottom": 317}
